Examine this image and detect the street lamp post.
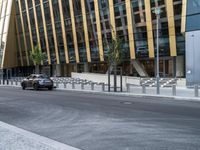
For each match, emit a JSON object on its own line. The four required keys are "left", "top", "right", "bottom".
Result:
{"left": 154, "top": 7, "right": 161, "bottom": 94}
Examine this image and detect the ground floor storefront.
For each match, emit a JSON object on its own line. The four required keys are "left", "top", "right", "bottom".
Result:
{"left": 0, "top": 55, "right": 185, "bottom": 79}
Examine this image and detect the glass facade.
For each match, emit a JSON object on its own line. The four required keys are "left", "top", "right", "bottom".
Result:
{"left": 12, "top": 0, "right": 184, "bottom": 67}
{"left": 186, "top": 0, "right": 200, "bottom": 31}
{"left": 0, "top": 0, "right": 187, "bottom": 76}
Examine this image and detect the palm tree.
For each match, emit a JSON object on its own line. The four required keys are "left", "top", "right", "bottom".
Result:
{"left": 30, "top": 44, "right": 46, "bottom": 74}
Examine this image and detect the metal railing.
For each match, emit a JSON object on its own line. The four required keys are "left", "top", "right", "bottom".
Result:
{"left": 0, "top": 77, "right": 108, "bottom": 92}
{"left": 126, "top": 83, "right": 199, "bottom": 98}
{"left": 0, "top": 77, "right": 199, "bottom": 98}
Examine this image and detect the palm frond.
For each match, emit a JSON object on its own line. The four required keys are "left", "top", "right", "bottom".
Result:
{"left": 30, "top": 44, "right": 47, "bottom": 65}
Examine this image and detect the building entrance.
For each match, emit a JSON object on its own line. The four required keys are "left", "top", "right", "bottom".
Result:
{"left": 139, "top": 57, "right": 175, "bottom": 78}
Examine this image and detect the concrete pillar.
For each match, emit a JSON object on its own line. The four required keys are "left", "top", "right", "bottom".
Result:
{"left": 74, "top": 64, "right": 78, "bottom": 72}
{"left": 63, "top": 65, "right": 68, "bottom": 77}
{"left": 84, "top": 63, "right": 89, "bottom": 72}
{"left": 176, "top": 56, "right": 184, "bottom": 78}
{"left": 173, "top": 57, "right": 176, "bottom": 78}
{"left": 168, "top": 59, "right": 173, "bottom": 77}
{"left": 56, "top": 64, "right": 61, "bottom": 77}
{"left": 129, "top": 62, "right": 133, "bottom": 75}
{"left": 163, "top": 59, "right": 166, "bottom": 77}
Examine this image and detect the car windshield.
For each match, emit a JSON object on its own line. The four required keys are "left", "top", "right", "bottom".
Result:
{"left": 37, "top": 74, "right": 48, "bottom": 79}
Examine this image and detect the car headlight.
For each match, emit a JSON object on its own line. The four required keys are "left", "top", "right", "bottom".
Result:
{"left": 39, "top": 80, "right": 45, "bottom": 85}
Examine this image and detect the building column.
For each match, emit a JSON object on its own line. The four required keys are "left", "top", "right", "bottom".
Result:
{"left": 176, "top": 56, "right": 184, "bottom": 78}
{"left": 63, "top": 65, "right": 68, "bottom": 77}
{"left": 56, "top": 64, "right": 61, "bottom": 77}
{"left": 163, "top": 59, "right": 166, "bottom": 77}
{"left": 84, "top": 63, "right": 89, "bottom": 72}
{"left": 74, "top": 64, "right": 78, "bottom": 73}
{"left": 129, "top": 63, "right": 133, "bottom": 75}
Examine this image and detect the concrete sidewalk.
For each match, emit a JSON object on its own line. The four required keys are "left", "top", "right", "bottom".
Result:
{"left": 55, "top": 84, "right": 200, "bottom": 101}
{"left": 0, "top": 121, "right": 80, "bottom": 150}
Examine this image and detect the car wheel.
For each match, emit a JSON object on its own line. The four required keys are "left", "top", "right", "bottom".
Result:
{"left": 48, "top": 87, "right": 53, "bottom": 90}
{"left": 22, "top": 83, "right": 26, "bottom": 90}
{"left": 33, "top": 83, "right": 39, "bottom": 91}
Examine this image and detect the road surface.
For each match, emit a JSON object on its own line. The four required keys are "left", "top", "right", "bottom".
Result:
{"left": 0, "top": 86, "right": 200, "bottom": 150}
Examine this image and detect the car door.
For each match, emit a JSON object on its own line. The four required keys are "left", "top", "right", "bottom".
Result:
{"left": 27, "top": 75, "right": 34, "bottom": 87}
{"left": 23, "top": 76, "right": 30, "bottom": 87}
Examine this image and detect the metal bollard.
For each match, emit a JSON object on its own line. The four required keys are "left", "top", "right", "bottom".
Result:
{"left": 81, "top": 83, "right": 84, "bottom": 90}
{"left": 142, "top": 84, "right": 146, "bottom": 94}
{"left": 63, "top": 83, "right": 67, "bottom": 88}
{"left": 194, "top": 85, "right": 199, "bottom": 97}
{"left": 72, "top": 82, "right": 75, "bottom": 89}
{"left": 126, "top": 84, "right": 130, "bottom": 92}
{"left": 102, "top": 83, "right": 105, "bottom": 92}
{"left": 91, "top": 83, "right": 94, "bottom": 90}
{"left": 172, "top": 84, "right": 176, "bottom": 96}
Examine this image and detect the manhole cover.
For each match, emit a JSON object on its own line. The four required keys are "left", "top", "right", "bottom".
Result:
{"left": 121, "top": 101, "right": 133, "bottom": 105}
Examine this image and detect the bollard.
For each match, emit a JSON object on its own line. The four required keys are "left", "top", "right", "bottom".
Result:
{"left": 81, "top": 83, "right": 84, "bottom": 90}
{"left": 72, "top": 82, "right": 75, "bottom": 89}
{"left": 142, "top": 84, "right": 146, "bottom": 94}
{"left": 11, "top": 80, "right": 13, "bottom": 85}
{"left": 91, "top": 83, "right": 94, "bottom": 90}
{"left": 194, "top": 85, "right": 199, "bottom": 97}
{"left": 63, "top": 83, "right": 67, "bottom": 88}
{"left": 0, "top": 80, "right": 1, "bottom": 85}
{"left": 172, "top": 85, "right": 176, "bottom": 96}
{"left": 126, "top": 84, "right": 130, "bottom": 92}
{"left": 102, "top": 83, "right": 105, "bottom": 92}
{"left": 15, "top": 81, "right": 17, "bottom": 85}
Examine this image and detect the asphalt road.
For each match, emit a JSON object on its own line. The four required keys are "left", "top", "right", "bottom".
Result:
{"left": 0, "top": 86, "right": 200, "bottom": 150}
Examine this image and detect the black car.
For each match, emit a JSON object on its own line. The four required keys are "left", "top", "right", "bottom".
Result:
{"left": 21, "top": 74, "right": 54, "bottom": 90}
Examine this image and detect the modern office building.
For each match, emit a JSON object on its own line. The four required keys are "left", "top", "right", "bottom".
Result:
{"left": 0, "top": 0, "right": 188, "bottom": 78}
{"left": 185, "top": 0, "right": 200, "bottom": 86}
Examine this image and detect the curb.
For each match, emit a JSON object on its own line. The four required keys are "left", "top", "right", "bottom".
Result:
{"left": 0, "top": 121, "right": 81, "bottom": 150}
{"left": 55, "top": 88, "right": 200, "bottom": 102}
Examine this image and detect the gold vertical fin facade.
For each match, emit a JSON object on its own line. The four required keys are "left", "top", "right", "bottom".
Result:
{"left": 15, "top": 17, "right": 24, "bottom": 66}
{"left": 81, "top": 0, "right": 91, "bottom": 62}
{"left": 24, "top": 0, "right": 34, "bottom": 52}
{"left": 108, "top": 0, "right": 116, "bottom": 38}
{"left": 125, "top": 0, "right": 136, "bottom": 59}
{"left": 40, "top": 0, "right": 51, "bottom": 64}
{"left": 144, "top": 0, "right": 155, "bottom": 58}
{"left": 94, "top": 0, "right": 104, "bottom": 61}
{"left": 18, "top": 0, "right": 30, "bottom": 65}
{"left": 181, "top": 0, "right": 187, "bottom": 33}
{"left": 49, "top": 0, "right": 60, "bottom": 64}
{"left": 166, "top": 0, "right": 177, "bottom": 56}
{"left": 32, "top": 0, "right": 42, "bottom": 49}
{"left": 58, "top": 0, "right": 69, "bottom": 63}
{"left": 69, "top": 0, "right": 80, "bottom": 63}
{"left": 1, "top": 0, "right": 18, "bottom": 68}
